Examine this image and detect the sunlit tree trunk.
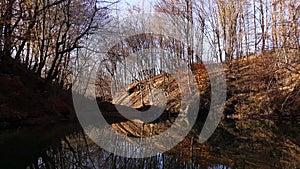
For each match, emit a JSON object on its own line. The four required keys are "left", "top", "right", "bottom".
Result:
{"left": 271, "top": 0, "right": 278, "bottom": 49}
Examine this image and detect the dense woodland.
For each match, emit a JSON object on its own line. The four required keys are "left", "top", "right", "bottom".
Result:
{"left": 0, "top": 0, "right": 299, "bottom": 122}
{"left": 0, "top": 0, "right": 116, "bottom": 87}
{"left": 0, "top": 1, "right": 299, "bottom": 168}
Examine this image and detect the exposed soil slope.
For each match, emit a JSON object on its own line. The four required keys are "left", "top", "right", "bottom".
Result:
{"left": 113, "top": 63, "right": 211, "bottom": 116}
{"left": 113, "top": 50, "right": 300, "bottom": 122}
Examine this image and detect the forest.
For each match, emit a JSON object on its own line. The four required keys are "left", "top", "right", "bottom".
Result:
{"left": 0, "top": 0, "right": 298, "bottom": 121}
{"left": 0, "top": 0, "right": 299, "bottom": 168}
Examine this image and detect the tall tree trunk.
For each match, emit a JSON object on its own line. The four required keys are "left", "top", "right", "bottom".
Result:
{"left": 259, "top": 0, "right": 265, "bottom": 51}
{"left": 271, "top": 0, "right": 278, "bottom": 49}
{"left": 2, "top": 0, "right": 14, "bottom": 65}
{"left": 253, "top": 0, "right": 257, "bottom": 53}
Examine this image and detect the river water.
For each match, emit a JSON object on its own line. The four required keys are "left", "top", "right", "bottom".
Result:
{"left": 0, "top": 119, "right": 299, "bottom": 169}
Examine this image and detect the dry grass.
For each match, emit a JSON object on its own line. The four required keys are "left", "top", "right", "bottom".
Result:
{"left": 226, "top": 49, "right": 300, "bottom": 119}
{"left": 110, "top": 49, "right": 300, "bottom": 120}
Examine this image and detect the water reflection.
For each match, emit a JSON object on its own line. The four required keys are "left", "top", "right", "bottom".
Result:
{"left": 0, "top": 119, "right": 299, "bottom": 169}
{"left": 24, "top": 131, "right": 229, "bottom": 169}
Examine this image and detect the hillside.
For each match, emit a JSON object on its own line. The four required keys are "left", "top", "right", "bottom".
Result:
{"left": 0, "top": 50, "right": 299, "bottom": 129}
{"left": 0, "top": 64, "right": 76, "bottom": 127}
{"left": 113, "top": 50, "right": 300, "bottom": 121}
{"left": 226, "top": 50, "right": 300, "bottom": 119}
{"left": 113, "top": 65, "right": 209, "bottom": 112}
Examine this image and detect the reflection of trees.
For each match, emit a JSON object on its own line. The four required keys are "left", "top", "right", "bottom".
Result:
{"left": 28, "top": 129, "right": 229, "bottom": 169}
{"left": 202, "top": 119, "right": 300, "bottom": 168}
{"left": 27, "top": 119, "right": 300, "bottom": 169}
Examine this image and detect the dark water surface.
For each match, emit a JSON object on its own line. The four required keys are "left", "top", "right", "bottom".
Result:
{"left": 0, "top": 119, "right": 299, "bottom": 169}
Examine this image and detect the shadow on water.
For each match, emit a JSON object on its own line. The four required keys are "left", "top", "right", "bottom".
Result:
{"left": 0, "top": 123, "right": 82, "bottom": 169}
{"left": 0, "top": 118, "right": 299, "bottom": 169}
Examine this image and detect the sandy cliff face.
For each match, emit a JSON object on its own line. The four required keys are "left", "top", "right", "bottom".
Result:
{"left": 112, "top": 63, "right": 211, "bottom": 115}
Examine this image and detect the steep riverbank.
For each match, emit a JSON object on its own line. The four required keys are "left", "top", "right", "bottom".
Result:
{"left": 0, "top": 64, "right": 77, "bottom": 127}
{"left": 225, "top": 50, "right": 300, "bottom": 119}
{"left": 0, "top": 50, "right": 299, "bottom": 128}
{"left": 113, "top": 50, "right": 300, "bottom": 120}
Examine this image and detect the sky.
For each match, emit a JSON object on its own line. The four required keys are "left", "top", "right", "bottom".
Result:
{"left": 120, "top": 0, "right": 155, "bottom": 13}
{"left": 124, "top": 0, "right": 153, "bottom": 6}
{"left": 125, "top": 0, "right": 140, "bottom": 5}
